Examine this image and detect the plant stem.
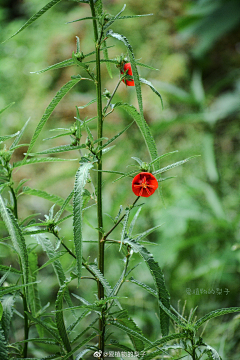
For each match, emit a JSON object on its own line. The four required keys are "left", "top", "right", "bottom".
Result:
{"left": 22, "top": 293, "right": 29, "bottom": 358}
{"left": 103, "top": 75, "right": 124, "bottom": 116}
{"left": 103, "top": 196, "right": 140, "bottom": 240}
{"left": 89, "top": 1, "right": 105, "bottom": 355}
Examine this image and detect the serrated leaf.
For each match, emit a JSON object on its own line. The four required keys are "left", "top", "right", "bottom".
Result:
{"left": 87, "top": 264, "right": 112, "bottom": 296}
{"left": 3, "top": 0, "right": 64, "bottom": 42}
{"left": 28, "top": 252, "right": 43, "bottom": 337}
{"left": 1, "top": 295, "right": 15, "bottom": 339}
{"left": 0, "top": 282, "right": 40, "bottom": 297}
{"left": 60, "top": 332, "right": 97, "bottom": 360}
{"left": 140, "top": 78, "right": 163, "bottom": 109}
{"left": 13, "top": 156, "right": 77, "bottom": 168}
{"left": 26, "top": 312, "right": 60, "bottom": 342}
{"left": 0, "top": 269, "right": 11, "bottom": 287}
{"left": 0, "top": 324, "right": 8, "bottom": 360}
{"left": 28, "top": 144, "right": 86, "bottom": 156}
{"left": 0, "top": 265, "right": 22, "bottom": 274}
{"left": 78, "top": 97, "right": 97, "bottom": 109}
{"left": 10, "top": 118, "right": 30, "bottom": 150}
{"left": 98, "top": 121, "right": 133, "bottom": 151}
{"left": 135, "top": 224, "right": 162, "bottom": 243}
{"left": 153, "top": 155, "right": 200, "bottom": 175}
{"left": 0, "top": 102, "right": 15, "bottom": 115}
{"left": 24, "top": 77, "right": 82, "bottom": 161}
{"left": 54, "top": 191, "right": 74, "bottom": 222}
{"left": 0, "top": 131, "right": 20, "bottom": 144}
{"left": 55, "top": 283, "right": 72, "bottom": 356}
{"left": 202, "top": 344, "right": 222, "bottom": 360}
{"left": 144, "top": 333, "right": 186, "bottom": 352}
{"left": 34, "top": 233, "right": 74, "bottom": 310}
{"left": 116, "top": 311, "right": 145, "bottom": 352}
{"left": 22, "top": 187, "right": 73, "bottom": 212}
{"left": 73, "top": 163, "right": 93, "bottom": 285}
{"left": 194, "top": 307, "right": 240, "bottom": 330}
{"left": 36, "top": 251, "right": 67, "bottom": 273}
{"left": 0, "top": 303, "right": 2, "bottom": 321}
{"left": 128, "top": 207, "right": 142, "bottom": 237}
{"left": 109, "top": 319, "right": 152, "bottom": 347}
{"left": 123, "top": 238, "right": 170, "bottom": 336}
{"left": 0, "top": 196, "right": 29, "bottom": 289}
{"left": 129, "top": 278, "right": 157, "bottom": 298}
{"left": 114, "top": 103, "right": 158, "bottom": 170}
{"left": 149, "top": 150, "right": 178, "bottom": 166}
{"left": 31, "top": 59, "right": 75, "bottom": 74}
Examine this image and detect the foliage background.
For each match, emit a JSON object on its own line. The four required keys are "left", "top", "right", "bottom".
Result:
{"left": 0, "top": 0, "right": 240, "bottom": 358}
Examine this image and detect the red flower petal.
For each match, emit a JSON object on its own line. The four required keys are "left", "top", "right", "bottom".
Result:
{"left": 132, "top": 172, "right": 158, "bottom": 197}
{"left": 121, "top": 63, "right": 134, "bottom": 86}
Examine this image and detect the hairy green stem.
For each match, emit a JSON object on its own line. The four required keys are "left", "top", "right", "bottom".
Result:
{"left": 89, "top": 1, "right": 105, "bottom": 355}
{"left": 22, "top": 294, "right": 29, "bottom": 358}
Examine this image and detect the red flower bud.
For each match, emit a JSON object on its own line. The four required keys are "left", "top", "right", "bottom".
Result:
{"left": 132, "top": 172, "right": 158, "bottom": 197}
{"left": 121, "top": 62, "right": 134, "bottom": 86}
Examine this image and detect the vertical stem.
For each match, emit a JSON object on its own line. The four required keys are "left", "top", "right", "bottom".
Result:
{"left": 23, "top": 294, "right": 29, "bottom": 358}
{"left": 89, "top": 0, "right": 105, "bottom": 356}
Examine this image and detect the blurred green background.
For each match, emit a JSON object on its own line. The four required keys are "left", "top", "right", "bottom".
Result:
{"left": 1, "top": 0, "right": 240, "bottom": 358}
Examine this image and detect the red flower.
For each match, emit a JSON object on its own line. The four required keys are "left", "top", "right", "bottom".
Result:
{"left": 121, "top": 62, "right": 134, "bottom": 86}
{"left": 132, "top": 172, "right": 158, "bottom": 197}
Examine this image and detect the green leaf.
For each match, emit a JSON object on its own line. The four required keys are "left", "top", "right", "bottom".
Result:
{"left": 55, "top": 283, "right": 72, "bottom": 356}
{"left": 31, "top": 59, "right": 75, "bottom": 74}
{"left": 78, "top": 98, "right": 97, "bottom": 109}
{"left": 24, "top": 77, "right": 82, "bottom": 161}
{"left": 153, "top": 155, "right": 200, "bottom": 175}
{"left": 104, "top": 4, "right": 126, "bottom": 30}
{"left": 28, "top": 252, "right": 43, "bottom": 337}
{"left": 67, "top": 16, "right": 96, "bottom": 24}
{"left": 28, "top": 144, "right": 86, "bottom": 156}
{"left": 0, "top": 269, "right": 11, "bottom": 286}
{"left": 36, "top": 251, "right": 67, "bottom": 273}
{"left": 54, "top": 191, "right": 74, "bottom": 222}
{"left": 0, "top": 282, "right": 40, "bottom": 297}
{"left": 9, "top": 118, "right": 30, "bottom": 150}
{"left": 0, "top": 302, "right": 2, "bottom": 321}
{"left": 144, "top": 333, "right": 186, "bottom": 352}
{"left": 34, "top": 233, "right": 73, "bottom": 310}
{"left": 98, "top": 121, "right": 134, "bottom": 151}
{"left": 135, "top": 224, "right": 163, "bottom": 242}
{"left": 0, "top": 324, "right": 8, "bottom": 360}
{"left": 116, "top": 311, "right": 145, "bottom": 352}
{"left": 1, "top": 295, "right": 15, "bottom": 339}
{"left": 0, "top": 196, "right": 29, "bottom": 288}
{"left": 103, "top": 40, "right": 113, "bottom": 78}
{"left": 0, "top": 132, "right": 20, "bottom": 144}
{"left": 3, "top": 0, "right": 64, "bottom": 42}
{"left": 26, "top": 312, "right": 60, "bottom": 342}
{"left": 194, "top": 307, "right": 240, "bottom": 330}
{"left": 114, "top": 103, "right": 158, "bottom": 169}
{"left": 87, "top": 264, "right": 113, "bottom": 296}
{"left": 22, "top": 187, "right": 73, "bottom": 212}
{"left": 60, "top": 332, "right": 97, "bottom": 360}
{"left": 123, "top": 238, "right": 170, "bottom": 336}
{"left": 140, "top": 78, "right": 163, "bottom": 109}
{"left": 128, "top": 207, "right": 141, "bottom": 237}
{"left": 129, "top": 278, "right": 157, "bottom": 298}
{"left": 109, "top": 319, "right": 152, "bottom": 347}
{"left": 73, "top": 163, "right": 93, "bottom": 285}
{"left": 0, "top": 265, "right": 22, "bottom": 275}
{"left": 13, "top": 157, "right": 77, "bottom": 168}
{"left": 0, "top": 102, "right": 15, "bottom": 116}
{"left": 202, "top": 344, "right": 222, "bottom": 360}
{"left": 149, "top": 151, "right": 178, "bottom": 166}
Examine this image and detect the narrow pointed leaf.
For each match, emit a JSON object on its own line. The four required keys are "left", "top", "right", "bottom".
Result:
{"left": 31, "top": 59, "right": 74, "bottom": 74}
{"left": 0, "top": 196, "right": 29, "bottom": 288}
{"left": 28, "top": 144, "right": 86, "bottom": 156}
{"left": 128, "top": 207, "right": 142, "bottom": 237}
{"left": 194, "top": 307, "right": 240, "bottom": 330}
{"left": 10, "top": 118, "right": 30, "bottom": 150}
{"left": 129, "top": 278, "right": 157, "bottom": 297}
{"left": 24, "top": 77, "right": 82, "bottom": 161}
{"left": 99, "top": 121, "right": 134, "bottom": 151}
{"left": 114, "top": 103, "right": 158, "bottom": 169}
{"left": 0, "top": 324, "right": 8, "bottom": 360}
{"left": 140, "top": 78, "right": 163, "bottom": 109}
{"left": 123, "top": 238, "right": 170, "bottom": 335}
{"left": 0, "top": 102, "right": 15, "bottom": 115}
{"left": 3, "top": 0, "right": 63, "bottom": 42}
{"left": 0, "top": 132, "right": 20, "bottom": 144}
{"left": 13, "top": 157, "right": 77, "bottom": 168}
{"left": 144, "top": 333, "right": 186, "bottom": 352}
{"left": 54, "top": 191, "right": 74, "bottom": 222}
{"left": 87, "top": 264, "right": 112, "bottom": 296}
{"left": 73, "top": 163, "right": 93, "bottom": 285}
{"left": 55, "top": 283, "right": 72, "bottom": 355}
{"left": 109, "top": 319, "right": 152, "bottom": 346}
{"left": 1, "top": 295, "right": 15, "bottom": 339}
{"left": 135, "top": 224, "right": 162, "bottom": 242}
{"left": 153, "top": 156, "right": 200, "bottom": 175}
{"left": 149, "top": 151, "right": 178, "bottom": 166}
{"left": 26, "top": 312, "right": 60, "bottom": 342}
{"left": 104, "top": 4, "right": 126, "bottom": 30}
{"left": 34, "top": 233, "right": 74, "bottom": 310}
{"left": 60, "top": 332, "right": 97, "bottom": 360}
{"left": 22, "top": 187, "right": 73, "bottom": 212}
